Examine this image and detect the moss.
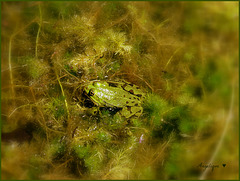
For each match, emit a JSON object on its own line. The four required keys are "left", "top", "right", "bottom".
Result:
{"left": 99, "top": 110, "right": 127, "bottom": 131}
{"left": 183, "top": 48, "right": 196, "bottom": 63}
{"left": 84, "top": 150, "right": 103, "bottom": 174}
{"left": 131, "top": 118, "right": 143, "bottom": 127}
{"left": 43, "top": 2, "right": 80, "bottom": 20}
{"left": 164, "top": 143, "right": 183, "bottom": 178}
{"left": 47, "top": 97, "right": 67, "bottom": 121}
{"left": 103, "top": 146, "right": 135, "bottom": 179}
{"left": 179, "top": 118, "right": 195, "bottom": 134}
{"left": 2, "top": 1, "right": 238, "bottom": 180}
{"left": 73, "top": 144, "right": 91, "bottom": 159}
{"left": 102, "top": 2, "right": 127, "bottom": 21}
{"left": 143, "top": 93, "right": 170, "bottom": 128}
{"left": 93, "top": 29, "right": 132, "bottom": 56}
{"left": 138, "top": 166, "right": 155, "bottom": 179}
{"left": 44, "top": 138, "right": 66, "bottom": 161}
{"left": 27, "top": 22, "right": 39, "bottom": 37}
{"left": 28, "top": 155, "right": 47, "bottom": 179}
{"left": 97, "top": 131, "right": 111, "bottom": 143}
{"left": 197, "top": 60, "right": 224, "bottom": 92}
{"left": 165, "top": 106, "right": 196, "bottom": 135}
{"left": 17, "top": 56, "right": 50, "bottom": 79}
{"left": 109, "top": 60, "right": 121, "bottom": 72}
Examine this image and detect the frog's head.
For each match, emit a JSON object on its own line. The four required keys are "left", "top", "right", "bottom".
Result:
{"left": 84, "top": 81, "right": 107, "bottom": 105}
{"left": 84, "top": 82, "right": 97, "bottom": 97}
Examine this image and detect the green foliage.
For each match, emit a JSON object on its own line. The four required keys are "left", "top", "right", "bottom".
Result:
{"left": 84, "top": 149, "right": 103, "bottom": 174}
{"left": 143, "top": 93, "right": 170, "bottom": 128}
{"left": 73, "top": 143, "right": 104, "bottom": 174}
{"left": 2, "top": 1, "right": 237, "bottom": 180}
{"left": 164, "top": 143, "right": 182, "bottom": 178}
{"left": 103, "top": 146, "right": 135, "bottom": 180}
{"left": 183, "top": 84, "right": 203, "bottom": 100}
{"left": 93, "top": 29, "right": 132, "bottom": 56}
{"left": 18, "top": 56, "right": 49, "bottom": 79}
{"left": 48, "top": 2, "right": 81, "bottom": 19}
{"left": 108, "top": 60, "right": 121, "bottom": 72}
{"left": 27, "top": 22, "right": 39, "bottom": 37}
{"left": 97, "top": 131, "right": 111, "bottom": 143}
{"left": 183, "top": 47, "right": 196, "bottom": 63}
{"left": 131, "top": 118, "right": 143, "bottom": 127}
{"left": 138, "top": 166, "right": 155, "bottom": 180}
{"left": 28, "top": 60, "right": 48, "bottom": 79}
{"left": 28, "top": 155, "right": 45, "bottom": 179}
{"left": 45, "top": 138, "right": 66, "bottom": 160}
{"left": 100, "top": 111, "right": 127, "bottom": 131}
{"left": 165, "top": 106, "right": 197, "bottom": 135}
{"left": 73, "top": 144, "right": 91, "bottom": 159}
{"left": 102, "top": 2, "right": 127, "bottom": 21}
{"left": 179, "top": 118, "right": 195, "bottom": 134}
{"left": 197, "top": 60, "right": 225, "bottom": 93}
{"left": 47, "top": 97, "right": 67, "bottom": 120}
{"left": 181, "top": 2, "right": 238, "bottom": 36}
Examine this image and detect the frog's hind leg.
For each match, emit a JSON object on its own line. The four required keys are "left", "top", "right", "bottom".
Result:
{"left": 131, "top": 106, "right": 143, "bottom": 117}
{"left": 120, "top": 106, "right": 143, "bottom": 119}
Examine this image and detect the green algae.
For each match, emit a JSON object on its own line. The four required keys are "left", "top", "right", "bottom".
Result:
{"left": 1, "top": 1, "right": 238, "bottom": 180}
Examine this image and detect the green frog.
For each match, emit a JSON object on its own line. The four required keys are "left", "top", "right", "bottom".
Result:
{"left": 83, "top": 80, "right": 145, "bottom": 118}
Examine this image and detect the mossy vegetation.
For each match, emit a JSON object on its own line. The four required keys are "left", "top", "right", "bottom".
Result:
{"left": 1, "top": 2, "right": 238, "bottom": 180}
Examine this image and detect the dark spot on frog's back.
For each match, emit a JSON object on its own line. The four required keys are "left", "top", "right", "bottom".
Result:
{"left": 109, "top": 82, "right": 118, "bottom": 87}
{"left": 136, "top": 94, "right": 142, "bottom": 97}
{"left": 129, "top": 89, "right": 134, "bottom": 94}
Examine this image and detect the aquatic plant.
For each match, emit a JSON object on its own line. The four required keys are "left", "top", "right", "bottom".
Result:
{"left": 1, "top": 1, "right": 238, "bottom": 180}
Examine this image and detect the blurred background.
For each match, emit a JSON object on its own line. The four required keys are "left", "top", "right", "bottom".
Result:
{"left": 1, "top": 1, "right": 239, "bottom": 180}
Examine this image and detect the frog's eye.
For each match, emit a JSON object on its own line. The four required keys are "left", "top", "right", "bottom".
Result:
{"left": 89, "top": 89, "right": 95, "bottom": 96}
{"left": 93, "top": 82, "right": 101, "bottom": 87}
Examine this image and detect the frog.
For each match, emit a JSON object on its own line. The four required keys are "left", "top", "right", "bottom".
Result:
{"left": 83, "top": 80, "right": 145, "bottom": 118}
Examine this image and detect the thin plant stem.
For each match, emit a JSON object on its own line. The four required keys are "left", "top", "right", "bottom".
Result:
{"left": 54, "top": 67, "right": 70, "bottom": 121}
{"left": 35, "top": 4, "right": 42, "bottom": 59}
{"left": 7, "top": 100, "right": 65, "bottom": 135}
{"left": 149, "top": 136, "right": 172, "bottom": 165}
{"left": 30, "top": 86, "right": 49, "bottom": 142}
{"left": 8, "top": 35, "right": 14, "bottom": 97}
{"left": 54, "top": 158, "right": 73, "bottom": 170}
{"left": 164, "top": 46, "right": 182, "bottom": 70}
{"left": 8, "top": 18, "right": 37, "bottom": 98}
{"left": 199, "top": 83, "right": 234, "bottom": 180}
{"left": 56, "top": 62, "right": 80, "bottom": 81}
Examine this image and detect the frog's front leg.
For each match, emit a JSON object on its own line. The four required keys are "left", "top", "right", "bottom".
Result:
{"left": 120, "top": 106, "right": 143, "bottom": 119}
{"left": 86, "top": 107, "right": 99, "bottom": 116}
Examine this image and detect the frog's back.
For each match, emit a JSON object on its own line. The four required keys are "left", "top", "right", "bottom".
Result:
{"left": 96, "top": 86, "right": 141, "bottom": 108}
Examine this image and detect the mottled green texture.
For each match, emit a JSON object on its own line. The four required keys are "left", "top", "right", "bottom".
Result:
{"left": 84, "top": 80, "right": 145, "bottom": 118}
